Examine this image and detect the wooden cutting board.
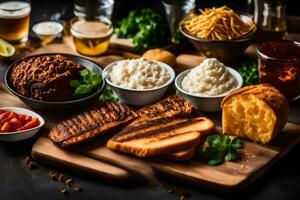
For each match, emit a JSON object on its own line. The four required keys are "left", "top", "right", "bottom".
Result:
{"left": 2, "top": 70, "right": 300, "bottom": 189}
{"left": 3, "top": 41, "right": 300, "bottom": 189}
{"left": 30, "top": 111, "right": 300, "bottom": 189}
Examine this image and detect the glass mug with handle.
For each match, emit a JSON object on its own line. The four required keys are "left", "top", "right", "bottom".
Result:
{"left": 0, "top": 0, "right": 31, "bottom": 43}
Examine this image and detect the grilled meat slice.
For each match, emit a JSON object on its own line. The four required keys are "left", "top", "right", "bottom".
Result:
{"left": 107, "top": 116, "right": 214, "bottom": 157}
{"left": 136, "top": 96, "right": 194, "bottom": 119}
{"left": 49, "top": 102, "right": 137, "bottom": 148}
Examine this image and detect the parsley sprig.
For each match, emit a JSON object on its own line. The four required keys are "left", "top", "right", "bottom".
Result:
{"left": 98, "top": 86, "right": 119, "bottom": 104}
{"left": 238, "top": 61, "right": 259, "bottom": 86}
{"left": 114, "top": 9, "right": 167, "bottom": 52}
{"left": 202, "top": 135, "right": 242, "bottom": 166}
{"left": 70, "top": 69, "right": 102, "bottom": 98}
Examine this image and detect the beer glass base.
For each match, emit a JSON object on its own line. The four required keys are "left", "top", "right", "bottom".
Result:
{"left": 8, "top": 36, "right": 29, "bottom": 45}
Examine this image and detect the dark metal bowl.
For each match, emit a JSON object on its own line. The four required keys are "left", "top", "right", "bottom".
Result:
{"left": 5, "top": 53, "right": 105, "bottom": 110}
{"left": 179, "top": 13, "right": 257, "bottom": 63}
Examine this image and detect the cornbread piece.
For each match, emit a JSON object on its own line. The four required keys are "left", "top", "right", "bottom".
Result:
{"left": 221, "top": 84, "right": 289, "bottom": 144}
{"left": 107, "top": 116, "right": 214, "bottom": 157}
{"left": 10, "top": 55, "right": 84, "bottom": 101}
{"left": 49, "top": 102, "right": 137, "bottom": 148}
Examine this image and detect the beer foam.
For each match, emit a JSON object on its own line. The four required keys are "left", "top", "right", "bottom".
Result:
{"left": 33, "top": 21, "right": 63, "bottom": 35}
{"left": 71, "top": 20, "right": 112, "bottom": 39}
{"left": 0, "top": 1, "right": 30, "bottom": 19}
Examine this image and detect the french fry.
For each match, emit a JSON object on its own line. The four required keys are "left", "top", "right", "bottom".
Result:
{"left": 181, "top": 6, "right": 256, "bottom": 40}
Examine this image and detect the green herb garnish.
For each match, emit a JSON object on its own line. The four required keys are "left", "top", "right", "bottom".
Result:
{"left": 202, "top": 135, "right": 242, "bottom": 166}
{"left": 70, "top": 69, "right": 102, "bottom": 98}
{"left": 238, "top": 61, "right": 259, "bottom": 86}
{"left": 99, "top": 86, "right": 119, "bottom": 104}
{"left": 114, "top": 9, "right": 167, "bottom": 52}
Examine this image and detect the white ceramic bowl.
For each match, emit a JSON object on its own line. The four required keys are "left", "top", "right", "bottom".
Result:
{"left": 32, "top": 21, "right": 63, "bottom": 44}
{"left": 103, "top": 61, "right": 175, "bottom": 106}
{"left": 175, "top": 67, "right": 243, "bottom": 112}
{"left": 0, "top": 107, "right": 45, "bottom": 142}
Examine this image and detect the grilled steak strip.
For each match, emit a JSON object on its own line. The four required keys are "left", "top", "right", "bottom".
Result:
{"left": 136, "top": 96, "right": 194, "bottom": 119}
{"left": 48, "top": 102, "right": 137, "bottom": 147}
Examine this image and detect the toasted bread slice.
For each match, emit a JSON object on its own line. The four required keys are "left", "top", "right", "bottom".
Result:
{"left": 107, "top": 131, "right": 201, "bottom": 157}
{"left": 107, "top": 116, "right": 214, "bottom": 157}
{"left": 136, "top": 95, "right": 194, "bottom": 120}
{"left": 167, "top": 147, "right": 196, "bottom": 161}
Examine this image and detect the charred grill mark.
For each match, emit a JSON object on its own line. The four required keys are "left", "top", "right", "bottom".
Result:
{"left": 118, "top": 116, "right": 191, "bottom": 135}
{"left": 83, "top": 112, "right": 98, "bottom": 130}
{"left": 65, "top": 119, "right": 77, "bottom": 136}
{"left": 90, "top": 110, "right": 101, "bottom": 125}
{"left": 113, "top": 118, "right": 188, "bottom": 142}
{"left": 112, "top": 117, "right": 201, "bottom": 143}
{"left": 144, "top": 132, "right": 191, "bottom": 144}
{"left": 136, "top": 96, "right": 193, "bottom": 118}
{"left": 93, "top": 109, "right": 103, "bottom": 125}
{"left": 76, "top": 114, "right": 90, "bottom": 132}
{"left": 83, "top": 111, "right": 98, "bottom": 128}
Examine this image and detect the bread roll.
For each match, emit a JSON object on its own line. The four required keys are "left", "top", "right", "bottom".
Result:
{"left": 221, "top": 84, "right": 289, "bottom": 144}
{"left": 143, "top": 48, "right": 176, "bottom": 67}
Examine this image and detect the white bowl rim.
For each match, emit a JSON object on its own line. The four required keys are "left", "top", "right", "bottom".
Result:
{"left": 0, "top": 107, "right": 45, "bottom": 135}
{"left": 103, "top": 60, "right": 176, "bottom": 92}
{"left": 32, "top": 21, "right": 63, "bottom": 36}
{"left": 175, "top": 67, "right": 243, "bottom": 98}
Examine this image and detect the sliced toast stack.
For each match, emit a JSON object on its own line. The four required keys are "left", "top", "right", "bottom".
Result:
{"left": 107, "top": 96, "right": 214, "bottom": 160}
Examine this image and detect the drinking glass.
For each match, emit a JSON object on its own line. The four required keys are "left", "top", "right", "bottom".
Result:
{"left": 253, "top": 0, "right": 287, "bottom": 41}
{"left": 162, "top": 0, "right": 195, "bottom": 38}
{"left": 70, "top": 16, "right": 113, "bottom": 56}
{"left": 0, "top": 0, "right": 31, "bottom": 43}
{"left": 74, "top": 0, "right": 114, "bottom": 20}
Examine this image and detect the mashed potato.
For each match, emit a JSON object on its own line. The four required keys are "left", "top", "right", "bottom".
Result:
{"left": 109, "top": 58, "right": 170, "bottom": 90}
{"left": 181, "top": 58, "right": 237, "bottom": 96}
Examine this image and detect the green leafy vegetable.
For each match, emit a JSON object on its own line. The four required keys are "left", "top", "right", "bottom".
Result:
{"left": 238, "top": 61, "right": 259, "bottom": 86}
{"left": 70, "top": 69, "right": 102, "bottom": 98}
{"left": 98, "top": 86, "right": 119, "bottom": 104}
{"left": 202, "top": 135, "right": 242, "bottom": 166}
{"left": 114, "top": 9, "right": 167, "bottom": 52}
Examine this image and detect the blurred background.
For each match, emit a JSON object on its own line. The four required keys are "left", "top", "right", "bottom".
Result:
{"left": 29, "top": 0, "right": 298, "bottom": 25}
{"left": 25, "top": 0, "right": 299, "bottom": 41}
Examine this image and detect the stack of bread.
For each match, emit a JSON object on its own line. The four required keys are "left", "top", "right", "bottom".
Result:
{"left": 107, "top": 96, "right": 214, "bottom": 160}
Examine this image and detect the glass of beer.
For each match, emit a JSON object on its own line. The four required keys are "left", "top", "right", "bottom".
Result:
{"left": 70, "top": 16, "right": 113, "bottom": 56}
{"left": 0, "top": 0, "right": 31, "bottom": 43}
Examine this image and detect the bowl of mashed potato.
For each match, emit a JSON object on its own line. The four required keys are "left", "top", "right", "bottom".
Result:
{"left": 175, "top": 58, "right": 243, "bottom": 112}
{"left": 103, "top": 58, "right": 175, "bottom": 106}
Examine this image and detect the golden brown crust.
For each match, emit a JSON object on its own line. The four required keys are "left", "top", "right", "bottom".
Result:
{"left": 142, "top": 49, "right": 176, "bottom": 67}
{"left": 221, "top": 84, "right": 289, "bottom": 142}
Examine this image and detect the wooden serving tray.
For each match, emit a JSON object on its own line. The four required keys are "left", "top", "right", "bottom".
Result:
{"left": 2, "top": 82, "right": 299, "bottom": 189}
{"left": 2, "top": 42, "right": 300, "bottom": 189}
{"left": 31, "top": 117, "right": 300, "bottom": 189}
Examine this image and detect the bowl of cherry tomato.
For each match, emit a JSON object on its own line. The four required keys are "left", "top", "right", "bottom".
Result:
{"left": 0, "top": 107, "right": 45, "bottom": 142}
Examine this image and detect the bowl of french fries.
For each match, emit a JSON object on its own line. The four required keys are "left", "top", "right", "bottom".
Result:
{"left": 180, "top": 6, "right": 257, "bottom": 63}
